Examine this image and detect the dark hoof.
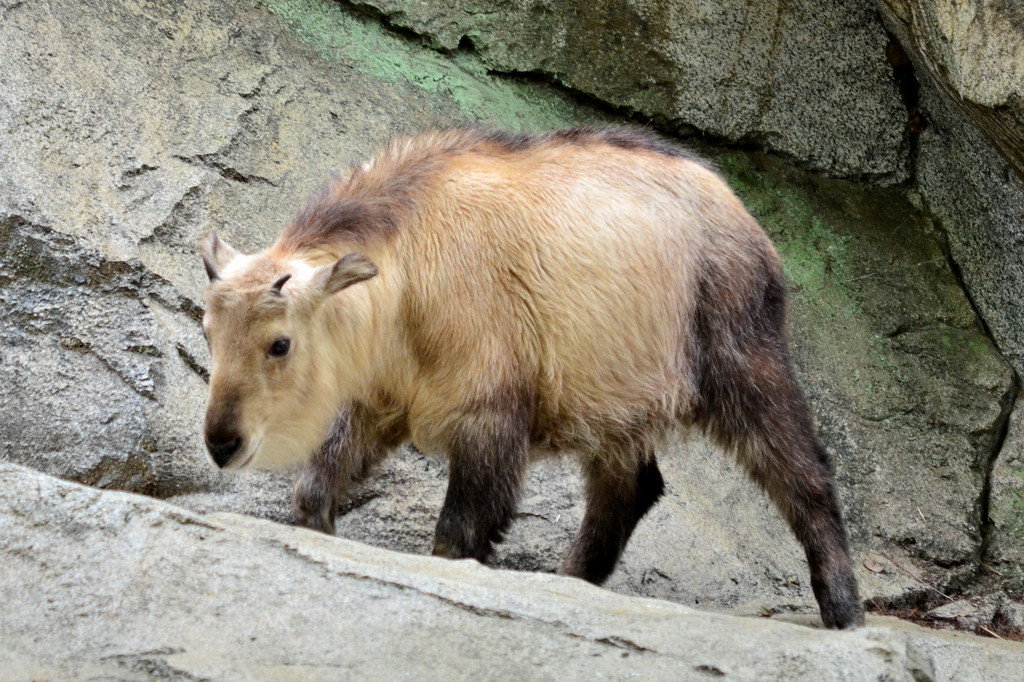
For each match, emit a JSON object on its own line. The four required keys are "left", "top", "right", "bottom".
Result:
{"left": 817, "top": 580, "right": 865, "bottom": 629}
{"left": 292, "top": 478, "right": 337, "bottom": 535}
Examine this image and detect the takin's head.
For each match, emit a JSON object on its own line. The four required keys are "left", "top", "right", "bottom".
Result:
{"left": 198, "top": 231, "right": 378, "bottom": 471}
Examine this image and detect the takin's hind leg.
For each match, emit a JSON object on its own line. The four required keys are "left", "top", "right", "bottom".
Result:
{"left": 433, "top": 399, "right": 531, "bottom": 563}
{"left": 741, "top": 426, "right": 863, "bottom": 629}
{"left": 560, "top": 452, "right": 665, "bottom": 584}
{"left": 701, "top": 346, "right": 864, "bottom": 629}
{"left": 292, "top": 406, "right": 385, "bottom": 535}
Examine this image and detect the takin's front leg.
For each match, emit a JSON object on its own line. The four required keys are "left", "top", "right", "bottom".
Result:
{"left": 292, "top": 407, "right": 385, "bottom": 535}
{"left": 432, "top": 397, "right": 531, "bottom": 563}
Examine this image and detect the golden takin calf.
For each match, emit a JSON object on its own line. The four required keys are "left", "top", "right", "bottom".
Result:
{"left": 199, "top": 127, "right": 863, "bottom": 629}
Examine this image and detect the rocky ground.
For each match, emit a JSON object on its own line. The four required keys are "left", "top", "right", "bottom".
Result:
{"left": 5, "top": 461, "right": 1024, "bottom": 681}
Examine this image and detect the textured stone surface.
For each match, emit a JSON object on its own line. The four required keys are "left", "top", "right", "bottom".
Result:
{"left": 5, "top": 462, "right": 1024, "bottom": 682}
{"left": 350, "top": 0, "right": 909, "bottom": 180}
{"left": 875, "top": 0, "right": 1024, "bottom": 180}
{"left": 872, "top": 1, "right": 1024, "bottom": 584}
{"left": 989, "top": 405, "right": 1024, "bottom": 575}
{"left": 909, "top": 72, "right": 1024, "bottom": 378}
{"left": 0, "top": 215, "right": 213, "bottom": 496}
{"left": 875, "top": 0, "right": 1024, "bottom": 374}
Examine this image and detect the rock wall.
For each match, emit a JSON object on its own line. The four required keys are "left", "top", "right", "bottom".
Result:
{"left": 351, "top": 0, "right": 909, "bottom": 180}
{"left": 871, "top": 0, "right": 1024, "bottom": 580}
{"left": 875, "top": 0, "right": 1024, "bottom": 181}
{"left": 1, "top": 0, "right": 1023, "bottom": 632}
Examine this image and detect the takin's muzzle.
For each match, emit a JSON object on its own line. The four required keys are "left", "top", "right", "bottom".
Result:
{"left": 203, "top": 394, "right": 246, "bottom": 468}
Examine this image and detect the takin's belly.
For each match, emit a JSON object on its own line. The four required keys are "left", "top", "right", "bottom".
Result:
{"left": 526, "top": 365, "right": 691, "bottom": 457}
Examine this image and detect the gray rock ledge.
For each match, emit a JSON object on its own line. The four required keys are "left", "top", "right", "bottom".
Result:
{"left": 2, "top": 462, "right": 1022, "bottom": 681}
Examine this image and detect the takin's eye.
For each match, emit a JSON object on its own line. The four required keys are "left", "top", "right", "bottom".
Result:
{"left": 268, "top": 338, "right": 291, "bottom": 358}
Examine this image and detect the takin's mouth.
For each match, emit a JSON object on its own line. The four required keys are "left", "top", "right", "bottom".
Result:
{"left": 223, "top": 436, "right": 263, "bottom": 472}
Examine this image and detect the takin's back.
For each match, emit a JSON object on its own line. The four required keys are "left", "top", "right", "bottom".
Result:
{"left": 277, "top": 129, "right": 783, "bottom": 454}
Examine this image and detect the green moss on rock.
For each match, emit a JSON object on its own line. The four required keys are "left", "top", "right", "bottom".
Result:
{"left": 263, "top": 0, "right": 594, "bottom": 130}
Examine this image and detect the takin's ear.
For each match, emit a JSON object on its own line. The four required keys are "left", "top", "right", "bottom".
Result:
{"left": 312, "top": 253, "right": 379, "bottom": 296}
{"left": 199, "top": 231, "right": 240, "bottom": 282}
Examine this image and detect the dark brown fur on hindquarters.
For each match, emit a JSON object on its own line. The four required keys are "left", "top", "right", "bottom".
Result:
{"left": 560, "top": 455, "right": 665, "bottom": 584}
{"left": 690, "top": 255, "right": 864, "bottom": 629}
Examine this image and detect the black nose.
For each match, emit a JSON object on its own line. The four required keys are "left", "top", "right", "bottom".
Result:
{"left": 206, "top": 435, "right": 242, "bottom": 468}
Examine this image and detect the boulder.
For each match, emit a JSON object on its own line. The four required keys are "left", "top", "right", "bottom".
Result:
{"left": 874, "top": 0, "right": 1024, "bottom": 182}
{"left": 4, "top": 461, "right": 1023, "bottom": 682}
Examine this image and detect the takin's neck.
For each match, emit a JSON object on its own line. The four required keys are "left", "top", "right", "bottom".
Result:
{"left": 317, "top": 251, "right": 414, "bottom": 416}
